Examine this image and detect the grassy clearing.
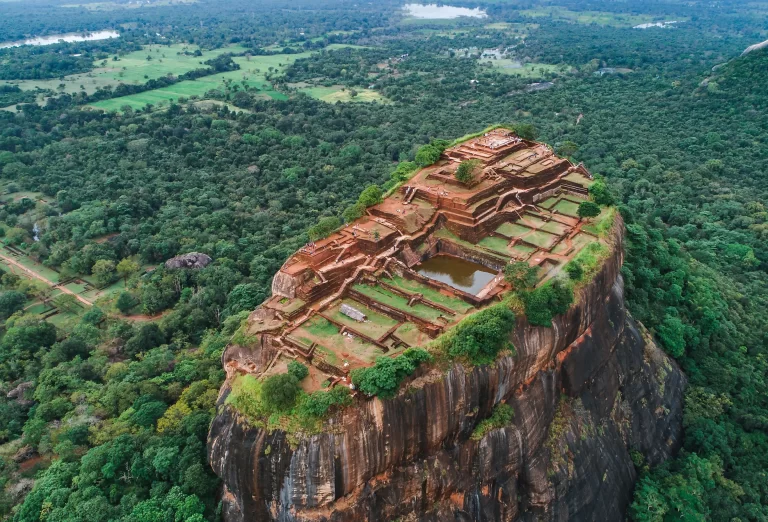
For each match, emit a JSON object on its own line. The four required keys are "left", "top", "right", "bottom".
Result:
{"left": 89, "top": 46, "right": 367, "bottom": 112}
{"left": 486, "top": 59, "right": 570, "bottom": 78}
{"left": 353, "top": 284, "right": 445, "bottom": 322}
{"left": 519, "top": 7, "right": 656, "bottom": 27}
{"left": 553, "top": 199, "right": 580, "bottom": 217}
{"left": 581, "top": 207, "right": 616, "bottom": 237}
{"left": 523, "top": 230, "right": 559, "bottom": 249}
{"left": 298, "top": 85, "right": 385, "bottom": 103}
{"left": 538, "top": 197, "right": 559, "bottom": 210}
{"left": 496, "top": 222, "right": 533, "bottom": 238}
{"left": 326, "top": 299, "right": 398, "bottom": 338}
{"left": 382, "top": 275, "right": 474, "bottom": 314}
{"left": 540, "top": 220, "right": 569, "bottom": 235}
{"left": 478, "top": 236, "right": 511, "bottom": 255}
{"left": 0, "top": 44, "right": 248, "bottom": 96}
{"left": 62, "top": 0, "right": 196, "bottom": 10}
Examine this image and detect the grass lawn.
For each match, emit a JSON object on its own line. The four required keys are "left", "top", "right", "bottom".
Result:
{"left": 495, "top": 222, "right": 532, "bottom": 238}
{"left": 487, "top": 59, "right": 570, "bottom": 78}
{"left": 522, "top": 230, "right": 559, "bottom": 249}
{"left": 381, "top": 275, "right": 474, "bottom": 314}
{"left": 0, "top": 44, "right": 248, "bottom": 96}
{"left": 326, "top": 299, "right": 399, "bottom": 339}
{"left": 581, "top": 207, "right": 616, "bottom": 237}
{"left": 292, "top": 315, "right": 382, "bottom": 365}
{"left": 519, "top": 7, "right": 656, "bottom": 27}
{"left": 540, "top": 220, "right": 569, "bottom": 235}
{"left": 538, "top": 197, "right": 559, "bottom": 210}
{"left": 298, "top": 85, "right": 385, "bottom": 103}
{"left": 511, "top": 243, "right": 537, "bottom": 256}
{"left": 88, "top": 47, "right": 365, "bottom": 112}
{"left": 478, "top": 236, "right": 512, "bottom": 255}
{"left": 353, "top": 284, "right": 445, "bottom": 322}
{"left": 394, "top": 322, "right": 431, "bottom": 347}
{"left": 4, "top": 252, "right": 62, "bottom": 283}
{"left": 553, "top": 199, "right": 580, "bottom": 217}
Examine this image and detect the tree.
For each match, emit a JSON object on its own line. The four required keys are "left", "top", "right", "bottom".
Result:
{"left": 522, "top": 279, "right": 574, "bottom": 327}
{"left": 225, "top": 283, "right": 265, "bottom": 315}
{"left": 5, "top": 227, "right": 27, "bottom": 245}
{"left": 577, "top": 201, "right": 601, "bottom": 220}
{"left": 116, "top": 292, "right": 137, "bottom": 314}
{"left": 0, "top": 290, "right": 25, "bottom": 319}
{"left": 351, "top": 348, "right": 431, "bottom": 397}
{"left": 116, "top": 258, "right": 140, "bottom": 285}
{"left": 455, "top": 159, "right": 480, "bottom": 184}
{"left": 53, "top": 293, "right": 79, "bottom": 313}
{"left": 287, "top": 360, "right": 309, "bottom": 381}
{"left": 556, "top": 140, "right": 579, "bottom": 157}
{"left": 588, "top": 179, "right": 614, "bottom": 206}
{"left": 445, "top": 305, "right": 515, "bottom": 364}
{"left": 357, "top": 185, "right": 383, "bottom": 207}
{"left": 307, "top": 216, "right": 341, "bottom": 241}
{"left": 261, "top": 373, "right": 300, "bottom": 412}
{"left": 415, "top": 144, "right": 441, "bottom": 167}
{"left": 504, "top": 261, "right": 538, "bottom": 290}
{"left": 92, "top": 259, "right": 117, "bottom": 286}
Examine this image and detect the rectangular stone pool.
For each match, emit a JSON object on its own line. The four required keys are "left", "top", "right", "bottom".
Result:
{"left": 415, "top": 254, "right": 497, "bottom": 295}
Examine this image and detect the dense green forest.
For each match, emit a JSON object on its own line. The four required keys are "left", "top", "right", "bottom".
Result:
{"left": 0, "top": 0, "right": 766, "bottom": 520}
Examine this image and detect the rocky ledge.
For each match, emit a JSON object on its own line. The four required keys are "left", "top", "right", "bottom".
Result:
{"left": 208, "top": 222, "right": 686, "bottom": 521}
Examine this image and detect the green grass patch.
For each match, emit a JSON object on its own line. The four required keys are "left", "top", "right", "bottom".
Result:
{"left": 382, "top": 275, "right": 474, "bottom": 314}
{"left": 538, "top": 197, "right": 559, "bottom": 209}
{"left": 326, "top": 299, "right": 399, "bottom": 338}
{"left": 540, "top": 220, "right": 569, "bottom": 235}
{"left": 299, "top": 85, "right": 385, "bottom": 103}
{"left": 581, "top": 207, "right": 616, "bottom": 237}
{"left": 486, "top": 59, "right": 570, "bottom": 79}
{"left": 522, "top": 230, "right": 559, "bottom": 249}
{"left": 553, "top": 199, "right": 580, "bottom": 217}
{"left": 352, "top": 284, "right": 445, "bottom": 322}
{"left": 471, "top": 403, "right": 514, "bottom": 440}
{"left": 511, "top": 244, "right": 537, "bottom": 256}
{"left": 478, "top": 236, "right": 511, "bottom": 255}
{"left": 519, "top": 7, "right": 656, "bottom": 27}
{"left": 495, "top": 222, "right": 532, "bottom": 238}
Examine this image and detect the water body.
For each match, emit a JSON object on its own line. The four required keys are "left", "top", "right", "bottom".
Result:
{"left": 403, "top": 3, "right": 487, "bottom": 19}
{"left": 416, "top": 254, "right": 496, "bottom": 295}
{"left": 0, "top": 30, "right": 119, "bottom": 49}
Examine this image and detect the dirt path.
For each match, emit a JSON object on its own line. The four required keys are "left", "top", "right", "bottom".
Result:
{"left": 0, "top": 252, "right": 93, "bottom": 307}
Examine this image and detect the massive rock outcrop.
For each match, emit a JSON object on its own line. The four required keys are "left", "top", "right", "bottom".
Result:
{"left": 208, "top": 223, "right": 686, "bottom": 521}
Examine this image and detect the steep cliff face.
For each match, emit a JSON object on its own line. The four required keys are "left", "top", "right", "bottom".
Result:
{"left": 208, "top": 226, "right": 686, "bottom": 521}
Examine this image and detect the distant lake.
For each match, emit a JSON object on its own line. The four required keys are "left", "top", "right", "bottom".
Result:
{"left": 403, "top": 3, "right": 487, "bottom": 19}
{"left": 0, "top": 30, "right": 119, "bottom": 49}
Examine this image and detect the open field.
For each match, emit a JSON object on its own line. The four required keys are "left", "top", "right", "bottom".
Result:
{"left": 88, "top": 46, "right": 370, "bottom": 111}
{"left": 62, "top": 0, "right": 196, "bottom": 10}
{"left": 0, "top": 44, "right": 248, "bottom": 97}
{"left": 519, "top": 7, "right": 658, "bottom": 27}
{"left": 298, "top": 85, "right": 385, "bottom": 103}
{"left": 485, "top": 59, "right": 571, "bottom": 78}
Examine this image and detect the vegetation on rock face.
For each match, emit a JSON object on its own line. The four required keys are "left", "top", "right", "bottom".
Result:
{"left": 350, "top": 348, "right": 432, "bottom": 398}
{"left": 440, "top": 304, "right": 516, "bottom": 365}
{"left": 471, "top": 403, "right": 514, "bottom": 441}
{"left": 0, "top": 0, "right": 766, "bottom": 519}
{"left": 522, "top": 279, "right": 575, "bottom": 327}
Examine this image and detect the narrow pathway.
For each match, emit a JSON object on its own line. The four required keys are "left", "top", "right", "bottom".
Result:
{"left": 0, "top": 252, "right": 93, "bottom": 307}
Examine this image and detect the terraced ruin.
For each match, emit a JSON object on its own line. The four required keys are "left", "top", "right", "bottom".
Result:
{"left": 229, "top": 128, "right": 608, "bottom": 392}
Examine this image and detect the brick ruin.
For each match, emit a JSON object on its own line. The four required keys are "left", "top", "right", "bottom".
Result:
{"left": 234, "top": 129, "right": 603, "bottom": 392}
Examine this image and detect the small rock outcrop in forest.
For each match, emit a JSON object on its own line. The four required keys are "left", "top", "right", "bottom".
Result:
{"left": 207, "top": 130, "right": 685, "bottom": 521}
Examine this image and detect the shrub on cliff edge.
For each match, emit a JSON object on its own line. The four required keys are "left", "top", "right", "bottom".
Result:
{"left": 443, "top": 304, "right": 516, "bottom": 365}
{"left": 351, "top": 348, "right": 432, "bottom": 398}
{"left": 522, "top": 278, "right": 574, "bottom": 327}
